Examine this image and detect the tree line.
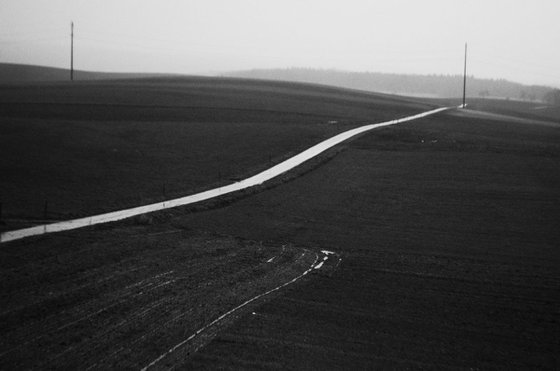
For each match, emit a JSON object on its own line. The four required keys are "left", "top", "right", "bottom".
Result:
{"left": 226, "top": 68, "right": 557, "bottom": 104}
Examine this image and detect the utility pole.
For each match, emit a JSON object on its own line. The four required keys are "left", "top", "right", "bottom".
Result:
{"left": 70, "top": 21, "right": 74, "bottom": 81}
{"left": 462, "top": 42, "right": 467, "bottom": 108}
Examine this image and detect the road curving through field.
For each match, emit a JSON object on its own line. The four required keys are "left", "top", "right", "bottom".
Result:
{"left": 0, "top": 106, "right": 451, "bottom": 244}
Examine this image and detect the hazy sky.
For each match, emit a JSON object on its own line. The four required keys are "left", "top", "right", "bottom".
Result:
{"left": 1, "top": 0, "right": 559, "bottom": 86}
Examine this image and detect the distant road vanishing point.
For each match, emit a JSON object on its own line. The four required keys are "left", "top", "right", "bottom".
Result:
{"left": 0, "top": 106, "right": 451, "bottom": 244}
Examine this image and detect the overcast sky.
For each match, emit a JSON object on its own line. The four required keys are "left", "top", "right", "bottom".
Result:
{"left": 1, "top": 0, "right": 559, "bottom": 86}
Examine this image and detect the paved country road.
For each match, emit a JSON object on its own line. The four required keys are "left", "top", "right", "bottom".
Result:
{"left": 0, "top": 106, "right": 451, "bottom": 243}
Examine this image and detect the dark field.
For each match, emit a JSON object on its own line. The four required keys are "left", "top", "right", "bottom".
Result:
{"left": 0, "top": 225, "right": 329, "bottom": 369}
{"left": 467, "top": 98, "right": 560, "bottom": 124}
{"left": 0, "top": 77, "right": 432, "bottom": 229}
{"left": 176, "top": 111, "right": 560, "bottom": 369}
{"left": 1, "top": 79, "right": 559, "bottom": 369}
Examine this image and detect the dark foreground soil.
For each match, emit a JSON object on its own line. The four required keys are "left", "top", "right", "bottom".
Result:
{"left": 175, "top": 111, "right": 560, "bottom": 369}
{"left": 0, "top": 223, "right": 333, "bottom": 369}
{"left": 1, "top": 107, "right": 559, "bottom": 369}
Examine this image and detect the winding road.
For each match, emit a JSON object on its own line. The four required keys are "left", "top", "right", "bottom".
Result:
{"left": 0, "top": 106, "right": 451, "bottom": 243}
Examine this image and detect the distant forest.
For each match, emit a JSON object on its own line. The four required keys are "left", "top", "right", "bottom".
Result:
{"left": 226, "top": 68, "right": 558, "bottom": 104}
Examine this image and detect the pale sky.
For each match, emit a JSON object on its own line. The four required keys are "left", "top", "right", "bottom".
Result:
{"left": 1, "top": 0, "right": 559, "bottom": 86}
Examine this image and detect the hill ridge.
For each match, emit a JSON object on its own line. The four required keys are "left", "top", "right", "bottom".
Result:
{"left": 0, "top": 62, "right": 177, "bottom": 83}
{"left": 225, "top": 67, "right": 555, "bottom": 102}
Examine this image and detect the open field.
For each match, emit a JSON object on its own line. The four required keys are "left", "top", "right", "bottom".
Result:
{"left": 0, "top": 77, "right": 433, "bottom": 230}
{"left": 172, "top": 110, "right": 559, "bottom": 369}
{"left": 0, "top": 223, "right": 336, "bottom": 369}
{"left": 467, "top": 98, "right": 560, "bottom": 124}
{"left": 1, "top": 79, "right": 559, "bottom": 369}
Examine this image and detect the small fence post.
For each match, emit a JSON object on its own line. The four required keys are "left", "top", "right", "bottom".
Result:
{"left": 44, "top": 200, "right": 48, "bottom": 221}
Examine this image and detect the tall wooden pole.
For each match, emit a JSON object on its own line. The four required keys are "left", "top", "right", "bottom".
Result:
{"left": 71, "top": 22, "right": 74, "bottom": 81}
{"left": 462, "top": 42, "right": 467, "bottom": 108}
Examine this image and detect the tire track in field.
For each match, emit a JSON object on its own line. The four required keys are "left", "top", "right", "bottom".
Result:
{"left": 2, "top": 253, "right": 232, "bottom": 362}
{"left": 1, "top": 243, "right": 311, "bottom": 369}
{"left": 0, "top": 270, "right": 174, "bottom": 359}
{"left": 1, "top": 244, "right": 248, "bottom": 355}
{"left": 0, "top": 264, "right": 148, "bottom": 318}
{"left": 140, "top": 249, "right": 341, "bottom": 371}
{"left": 65, "top": 246, "right": 310, "bottom": 369}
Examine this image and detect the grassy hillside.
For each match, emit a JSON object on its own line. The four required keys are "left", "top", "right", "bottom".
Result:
{"left": 0, "top": 76, "right": 433, "bottom": 229}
